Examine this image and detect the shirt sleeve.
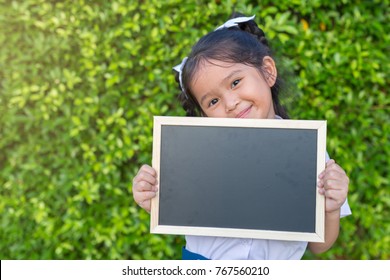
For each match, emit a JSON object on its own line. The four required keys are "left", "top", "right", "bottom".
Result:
{"left": 340, "top": 199, "right": 352, "bottom": 217}
{"left": 325, "top": 151, "right": 331, "bottom": 162}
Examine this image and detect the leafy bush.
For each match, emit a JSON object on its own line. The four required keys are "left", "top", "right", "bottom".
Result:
{"left": 0, "top": 0, "right": 388, "bottom": 259}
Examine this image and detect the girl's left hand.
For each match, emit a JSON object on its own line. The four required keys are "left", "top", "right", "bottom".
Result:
{"left": 317, "top": 159, "right": 349, "bottom": 213}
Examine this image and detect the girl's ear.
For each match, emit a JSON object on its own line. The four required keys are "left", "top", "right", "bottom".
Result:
{"left": 261, "top": 56, "right": 277, "bottom": 87}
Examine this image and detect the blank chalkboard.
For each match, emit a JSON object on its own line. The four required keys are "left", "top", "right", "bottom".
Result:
{"left": 151, "top": 116, "right": 326, "bottom": 242}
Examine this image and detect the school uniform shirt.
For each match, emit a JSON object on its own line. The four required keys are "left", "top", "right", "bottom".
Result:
{"left": 185, "top": 116, "right": 352, "bottom": 260}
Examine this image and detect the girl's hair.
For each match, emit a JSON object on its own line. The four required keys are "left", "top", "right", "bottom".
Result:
{"left": 174, "top": 12, "right": 289, "bottom": 119}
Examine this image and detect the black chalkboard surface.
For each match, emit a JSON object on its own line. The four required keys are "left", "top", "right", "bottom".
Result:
{"left": 151, "top": 116, "right": 326, "bottom": 242}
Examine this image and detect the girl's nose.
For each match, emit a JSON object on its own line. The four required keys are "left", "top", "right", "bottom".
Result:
{"left": 225, "top": 94, "right": 240, "bottom": 113}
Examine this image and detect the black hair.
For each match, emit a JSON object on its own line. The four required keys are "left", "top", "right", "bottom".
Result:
{"left": 174, "top": 13, "right": 289, "bottom": 119}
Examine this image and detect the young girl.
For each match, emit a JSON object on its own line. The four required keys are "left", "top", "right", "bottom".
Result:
{"left": 132, "top": 13, "right": 351, "bottom": 260}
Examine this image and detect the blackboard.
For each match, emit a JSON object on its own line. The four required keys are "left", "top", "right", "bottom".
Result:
{"left": 151, "top": 116, "right": 326, "bottom": 242}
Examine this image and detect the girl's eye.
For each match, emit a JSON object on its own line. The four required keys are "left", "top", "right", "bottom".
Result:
{"left": 231, "top": 79, "right": 240, "bottom": 88}
{"left": 209, "top": 98, "right": 219, "bottom": 107}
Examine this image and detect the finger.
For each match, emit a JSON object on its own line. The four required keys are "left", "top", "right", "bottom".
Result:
{"left": 139, "top": 164, "right": 157, "bottom": 177}
{"left": 323, "top": 177, "right": 349, "bottom": 190}
{"left": 133, "top": 180, "right": 158, "bottom": 193}
{"left": 133, "top": 171, "right": 158, "bottom": 186}
{"left": 322, "top": 172, "right": 349, "bottom": 190}
{"left": 323, "top": 179, "right": 337, "bottom": 190}
{"left": 134, "top": 190, "right": 157, "bottom": 204}
{"left": 318, "top": 159, "right": 336, "bottom": 179}
{"left": 323, "top": 170, "right": 346, "bottom": 182}
{"left": 317, "top": 186, "right": 325, "bottom": 195}
{"left": 326, "top": 160, "right": 346, "bottom": 175}
{"left": 322, "top": 162, "right": 348, "bottom": 180}
{"left": 324, "top": 189, "right": 347, "bottom": 204}
{"left": 326, "top": 159, "right": 336, "bottom": 167}
{"left": 137, "top": 199, "right": 152, "bottom": 213}
{"left": 323, "top": 180, "right": 349, "bottom": 202}
{"left": 134, "top": 191, "right": 157, "bottom": 213}
{"left": 324, "top": 188, "right": 339, "bottom": 200}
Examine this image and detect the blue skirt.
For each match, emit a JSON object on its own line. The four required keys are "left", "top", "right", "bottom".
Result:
{"left": 182, "top": 247, "right": 209, "bottom": 260}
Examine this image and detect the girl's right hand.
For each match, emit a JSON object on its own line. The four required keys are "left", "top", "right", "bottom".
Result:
{"left": 132, "top": 164, "right": 158, "bottom": 213}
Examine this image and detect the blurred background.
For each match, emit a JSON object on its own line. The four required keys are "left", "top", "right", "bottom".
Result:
{"left": 0, "top": 0, "right": 389, "bottom": 259}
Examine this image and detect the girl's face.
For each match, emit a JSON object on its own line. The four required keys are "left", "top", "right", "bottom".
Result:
{"left": 190, "top": 57, "right": 277, "bottom": 119}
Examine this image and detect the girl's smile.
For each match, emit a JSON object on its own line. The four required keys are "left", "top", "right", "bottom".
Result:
{"left": 236, "top": 105, "right": 253, "bottom": 118}
{"left": 190, "top": 58, "right": 277, "bottom": 120}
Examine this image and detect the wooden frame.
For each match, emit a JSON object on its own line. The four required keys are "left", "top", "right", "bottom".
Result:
{"left": 151, "top": 116, "right": 326, "bottom": 242}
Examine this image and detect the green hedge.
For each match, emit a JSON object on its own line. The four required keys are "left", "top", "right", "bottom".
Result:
{"left": 0, "top": 0, "right": 388, "bottom": 259}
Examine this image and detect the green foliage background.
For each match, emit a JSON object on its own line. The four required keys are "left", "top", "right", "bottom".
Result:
{"left": 0, "top": 0, "right": 389, "bottom": 259}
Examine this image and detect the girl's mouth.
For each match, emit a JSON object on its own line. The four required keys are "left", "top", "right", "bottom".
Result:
{"left": 236, "top": 106, "right": 252, "bottom": 118}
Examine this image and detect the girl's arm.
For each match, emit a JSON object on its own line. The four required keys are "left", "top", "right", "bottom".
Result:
{"left": 308, "top": 160, "right": 349, "bottom": 254}
{"left": 308, "top": 209, "right": 340, "bottom": 254}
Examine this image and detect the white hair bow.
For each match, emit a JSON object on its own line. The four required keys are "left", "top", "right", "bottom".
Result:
{"left": 215, "top": 15, "right": 255, "bottom": 31}
{"left": 173, "top": 57, "right": 188, "bottom": 98}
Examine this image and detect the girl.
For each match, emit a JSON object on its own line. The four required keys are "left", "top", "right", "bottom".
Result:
{"left": 132, "top": 13, "right": 351, "bottom": 260}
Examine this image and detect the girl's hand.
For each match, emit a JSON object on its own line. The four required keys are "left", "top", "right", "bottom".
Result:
{"left": 132, "top": 164, "right": 158, "bottom": 213}
{"left": 317, "top": 159, "right": 349, "bottom": 214}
